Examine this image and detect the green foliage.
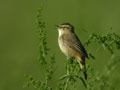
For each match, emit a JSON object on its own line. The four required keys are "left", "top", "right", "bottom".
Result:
{"left": 36, "top": 6, "right": 48, "bottom": 65}
{"left": 24, "top": 6, "right": 55, "bottom": 90}
{"left": 58, "top": 59, "right": 87, "bottom": 90}
{"left": 24, "top": 5, "right": 120, "bottom": 90}
{"left": 87, "top": 55, "right": 119, "bottom": 90}
{"left": 85, "top": 33, "right": 120, "bottom": 54}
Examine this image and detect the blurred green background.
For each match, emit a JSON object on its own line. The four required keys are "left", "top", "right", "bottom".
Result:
{"left": 0, "top": 0, "right": 120, "bottom": 90}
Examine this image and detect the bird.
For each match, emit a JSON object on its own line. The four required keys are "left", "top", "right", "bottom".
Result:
{"left": 56, "top": 23, "right": 88, "bottom": 80}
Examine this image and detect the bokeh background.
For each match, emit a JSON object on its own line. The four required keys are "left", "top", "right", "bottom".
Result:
{"left": 0, "top": 0, "right": 120, "bottom": 90}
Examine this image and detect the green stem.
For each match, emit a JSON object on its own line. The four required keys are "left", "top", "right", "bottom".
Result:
{"left": 64, "top": 78, "right": 70, "bottom": 90}
{"left": 64, "top": 59, "right": 70, "bottom": 90}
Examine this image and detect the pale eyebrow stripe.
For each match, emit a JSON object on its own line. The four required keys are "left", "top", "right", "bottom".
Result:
{"left": 62, "top": 25, "right": 69, "bottom": 28}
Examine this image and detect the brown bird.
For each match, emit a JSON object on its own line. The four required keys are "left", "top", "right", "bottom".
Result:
{"left": 56, "top": 23, "right": 88, "bottom": 80}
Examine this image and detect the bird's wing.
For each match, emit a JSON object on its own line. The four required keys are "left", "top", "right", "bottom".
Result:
{"left": 62, "top": 33, "right": 88, "bottom": 58}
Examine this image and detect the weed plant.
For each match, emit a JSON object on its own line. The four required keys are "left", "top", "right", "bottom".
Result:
{"left": 24, "top": 6, "right": 120, "bottom": 90}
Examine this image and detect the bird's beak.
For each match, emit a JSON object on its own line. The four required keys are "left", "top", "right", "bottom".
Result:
{"left": 54, "top": 25, "right": 59, "bottom": 28}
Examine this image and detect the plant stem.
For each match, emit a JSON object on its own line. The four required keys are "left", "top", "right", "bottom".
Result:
{"left": 65, "top": 78, "right": 70, "bottom": 90}
{"left": 64, "top": 59, "right": 70, "bottom": 90}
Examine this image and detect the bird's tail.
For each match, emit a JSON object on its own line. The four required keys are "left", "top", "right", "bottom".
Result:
{"left": 77, "top": 57, "right": 87, "bottom": 80}
{"left": 80, "top": 63, "right": 87, "bottom": 80}
{"left": 83, "top": 68, "right": 87, "bottom": 80}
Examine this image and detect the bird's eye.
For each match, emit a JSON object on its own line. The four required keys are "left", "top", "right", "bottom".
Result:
{"left": 64, "top": 27, "right": 69, "bottom": 29}
{"left": 61, "top": 27, "right": 65, "bottom": 29}
{"left": 63, "top": 27, "right": 67, "bottom": 29}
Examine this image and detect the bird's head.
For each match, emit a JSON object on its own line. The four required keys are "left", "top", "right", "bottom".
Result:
{"left": 55, "top": 23, "right": 74, "bottom": 36}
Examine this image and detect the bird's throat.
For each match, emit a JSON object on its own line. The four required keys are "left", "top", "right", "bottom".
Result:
{"left": 58, "top": 29, "right": 65, "bottom": 37}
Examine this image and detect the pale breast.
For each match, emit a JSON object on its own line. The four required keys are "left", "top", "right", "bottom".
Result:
{"left": 58, "top": 37, "right": 75, "bottom": 57}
